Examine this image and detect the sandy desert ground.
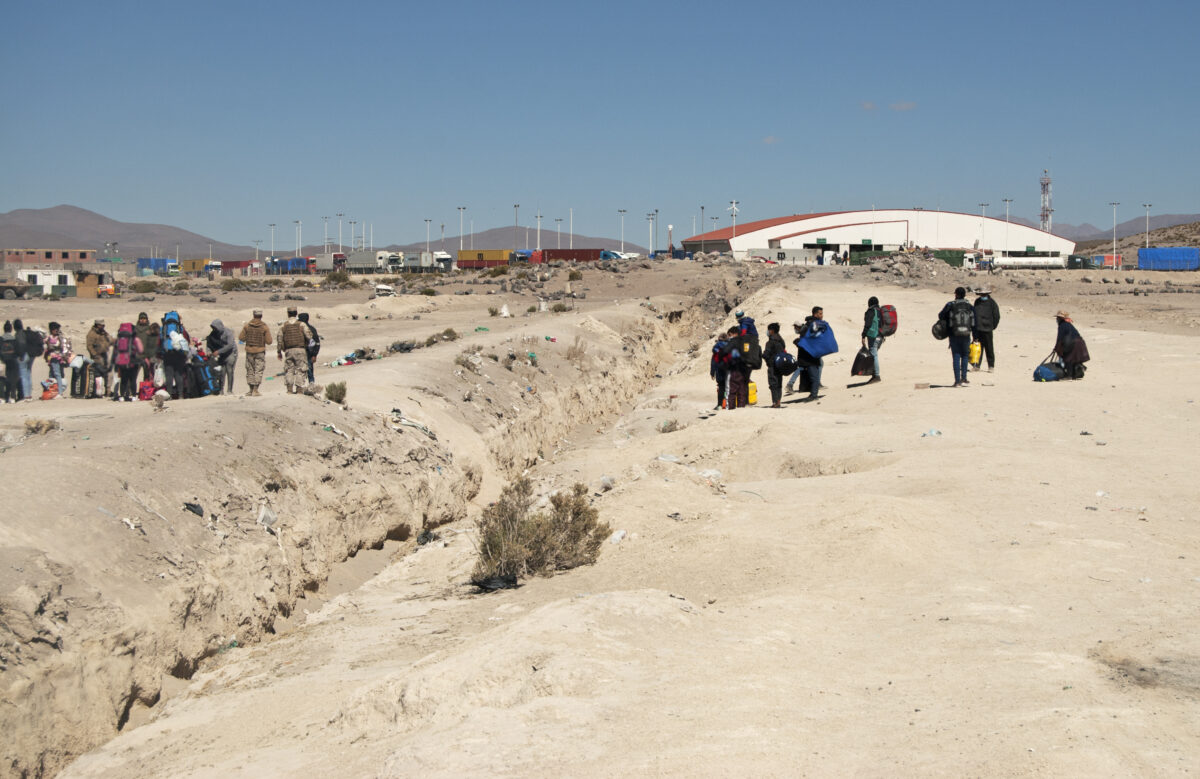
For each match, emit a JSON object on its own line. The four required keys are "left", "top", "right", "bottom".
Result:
{"left": 2, "top": 257, "right": 1199, "bottom": 777}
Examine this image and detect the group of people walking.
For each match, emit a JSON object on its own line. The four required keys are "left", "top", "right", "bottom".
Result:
{"left": 0, "top": 306, "right": 321, "bottom": 403}
{"left": 711, "top": 287, "right": 1087, "bottom": 404}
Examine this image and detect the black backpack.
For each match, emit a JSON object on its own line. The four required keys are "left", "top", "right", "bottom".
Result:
{"left": 0, "top": 336, "right": 15, "bottom": 359}
{"left": 949, "top": 300, "right": 973, "bottom": 337}
{"left": 22, "top": 330, "right": 44, "bottom": 358}
{"left": 740, "top": 336, "right": 762, "bottom": 371}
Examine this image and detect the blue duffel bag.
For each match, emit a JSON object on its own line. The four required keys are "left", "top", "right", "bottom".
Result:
{"left": 797, "top": 321, "right": 838, "bottom": 360}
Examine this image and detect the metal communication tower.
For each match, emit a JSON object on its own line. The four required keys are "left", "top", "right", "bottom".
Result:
{"left": 1039, "top": 169, "right": 1053, "bottom": 232}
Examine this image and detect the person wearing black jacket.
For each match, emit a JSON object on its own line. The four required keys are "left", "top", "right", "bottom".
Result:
{"left": 939, "top": 287, "right": 975, "bottom": 387}
{"left": 973, "top": 289, "right": 1001, "bottom": 372}
{"left": 762, "top": 322, "right": 787, "bottom": 408}
{"left": 299, "top": 312, "right": 320, "bottom": 384}
{"left": 1054, "top": 311, "right": 1090, "bottom": 379}
{"left": 206, "top": 319, "right": 238, "bottom": 394}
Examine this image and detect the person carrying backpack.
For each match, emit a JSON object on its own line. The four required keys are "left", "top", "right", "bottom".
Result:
{"left": 86, "top": 319, "right": 114, "bottom": 398}
{"left": 796, "top": 306, "right": 829, "bottom": 401}
{"left": 159, "top": 311, "right": 192, "bottom": 398}
{"left": 134, "top": 312, "right": 160, "bottom": 386}
{"left": 860, "top": 297, "right": 884, "bottom": 384}
{"left": 0, "top": 321, "right": 20, "bottom": 403}
{"left": 43, "top": 322, "right": 72, "bottom": 395}
{"left": 298, "top": 312, "right": 319, "bottom": 385}
{"left": 13, "top": 319, "right": 35, "bottom": 401}
{"left": 111, "top": 322, "right": 144, "bottom": 401}
{"left": 973, "top": 289, "right": 1001, "bottom": 372}
{"left": 762, "top": 322, "right": 788, "bottom": 408}
{"left": 939, "top": 287, "right": 976, "bottom": 387}
{"left": 710, "top": 331, "right": 731, "bottom": 410}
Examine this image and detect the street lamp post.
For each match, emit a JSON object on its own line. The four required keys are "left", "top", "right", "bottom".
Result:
{"left": 617, "top": 209, "right": 626, "bottom": 253}
{"left": 425, "top": 219, "right": 432, "bottom": 253}
{"left": 654, "top": 208, "right": 659, "bottom": 253}
{"left": 440, "top": 223, "right": 445, "bottom": 251}
{"left": 349, "top": 221, "right": 357, "bottom": 251}
{"left": 293, "top": 220, "right": 301, "bottom": 257}
{"left": 322, "top": 216, "right": 329, "bottom": 254}
{"left": 646, "top": 213, "right": 653, "bottom": 257}
{"left": 555, "top": 218, "right": 563, "bottom": 249}
{"left": 700, "top": 205, "right": 705, "bottom": 251}
{"left": 1002, "top": 198, "right": 1013, "bottom": 257}
{"left": 252, "top": 239, "right": 261, "bottom": 263}
{"left": 1109, "top": 202, "right": 1120, "bottom": 266}
{"left": 978, "top": 203, "right": 989, "bottom": 249}
{"left": 336, "top": 212, "right": 344, "bottom": 253}
{"left": 458, "top": 206, "right": 466, "bottom": 254}
{"left": 912, "top": 206, "right": 923, "bottom": 249}
{"left": 268, "top": 224, "right": 275, "bottom": 258}
{"left": 513, "top": 205, "right": 519, "bottom": 252}
{"left": 1142, "top": 203, "right": 1152, "bottom": 248}
{"left": 535, "top": 210, "right": 542, "bottom": 251}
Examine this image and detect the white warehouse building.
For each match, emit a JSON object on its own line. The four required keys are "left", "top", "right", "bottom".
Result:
{"left": 681, "top": 209, "right": 1076, "bottom": 262}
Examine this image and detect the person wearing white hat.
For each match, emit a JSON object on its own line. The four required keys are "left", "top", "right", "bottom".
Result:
{"left": 972, "top": 288, "right": 1001, "bottom": 372}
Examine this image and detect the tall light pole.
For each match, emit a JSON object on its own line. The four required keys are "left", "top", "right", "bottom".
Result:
{"left": 322, "top": 215, "right": 330, "bottom": 253}
{"left": 440, "top": 223, "right": 445, "bottom": 251}
{"left": 1002, "top": 198, "right": 1013, "bottom": 256}
{"left": 252, "top": 239, "right": 261, "bottom": 263}
{"left": 457, "top": 206, "right": 466, "bottom": 254}
{"left": 700, "top": 205, "right": 705, "bottom": 251}
{"left": 349, "top": 221, "right": 357, "bottom": 251}
{"left": 1142, "top": 203, "right": 1152, "bottom": 248}
{"left": 268, "top": 223, "right": 275, "bottom": 258}
{"left": 336, "top": 212, "right": 344, "bottom": 253}
{"left": 912, "top": 206, "right": 923, "bottom": 249}
{"left": 513, "top": 204, "right": 519, "bottom": 251}
{"left": 569, "top": 207, "right": 573, "bottom": 249}
{"left": 617, "top": 209, "right": 626, "bottom": 252}
{"left": 654, "top": 208, "right": 659, "bottom": 253}
{"left": 555, "top": 217, "right": 563, "bottom": 249}
{"left": 1109, "top": 202, "right": 1120, "bottom": 264}
{"left": 293, "top": 220, "right": 301, "bottom": 257}
{"left": 535, "top": 210, "right": 542, "bottom": 250}
{"left": 728, "top": 200, "right": 739, "bottom": 239}
{"left": 425, "top": 219, "right": 432, "bottom": 253}
{"left": 646, "top": 213, "right": 654, "bottom": 256}
{"left": 978, "top": 203, "right": 989, "bottom": 249}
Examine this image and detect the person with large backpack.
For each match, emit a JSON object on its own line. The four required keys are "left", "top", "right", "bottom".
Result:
{"left": 159, "top": 311, "right": 192, "bottom": 398}
{"left": 0, "top": 321, "right": 20, "bottom": 402}
{"left": 973, "top": 289, "right": 1001, "bottom": 372}
{"left": 134, "top": 312, "right": 160, "bottom": 386}
{"left": 111, "top": 322, "right": 144, "bottom": 402}
{"left": 861, "top": 297, "right": 887, "bottom": 384}
{"left": 86, "top": 319, "right": 114, "bottom": 399}
{"left": 939, "top": 287, "right": 976, "bottom": 387}
{"left": 723, "top": 326, "right": 748, "bottom": 409}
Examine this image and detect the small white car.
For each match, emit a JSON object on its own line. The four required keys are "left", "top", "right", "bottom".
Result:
{"left": 374, "top": 284, "right": 396, "bottom": 297}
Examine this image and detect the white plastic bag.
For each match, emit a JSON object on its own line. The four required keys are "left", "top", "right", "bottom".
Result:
{"left": 153, "top": 364, "right": 166, "bottom": 388}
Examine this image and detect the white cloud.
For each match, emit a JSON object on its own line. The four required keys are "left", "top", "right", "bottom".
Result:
{"left": 762, "top": 135, "right": 779, "bottom": 145}
{"left": 890, "top": 101, "right": 917, "bottom": 112}
{"left": 861, "top": 101, "right": 876, "bottom": 111}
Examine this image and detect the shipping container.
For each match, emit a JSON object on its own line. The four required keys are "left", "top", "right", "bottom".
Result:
{"left": 457, "top": 258, "right": 510, "bottom": 269}
{"left": 540, "top": 248, "right": 604, "bottom": 263}
{"left": 457, "top": 249, "right": 513, "bottom": 264}
{"left": 1137, "top": 247, "right": 1199, "bottom": 271}
{"left": 181, "top": 258, "right": 208, "bottom": 274}
{"left": 1092, "top": 254, "right": 1123, "bottom": 269}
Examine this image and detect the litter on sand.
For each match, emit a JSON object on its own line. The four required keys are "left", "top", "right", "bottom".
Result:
{"left": 922, "top": 428, "right": 942, "bottom": 437}
{"left": 389, "top": 410, "right": 437, "bottom": 440}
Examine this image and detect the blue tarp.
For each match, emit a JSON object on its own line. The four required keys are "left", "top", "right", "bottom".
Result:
{"left": 1137, "top": 247, "right": 1199, "bottom": 271}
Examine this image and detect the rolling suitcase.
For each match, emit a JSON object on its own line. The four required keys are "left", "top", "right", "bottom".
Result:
{"left": 189, "top": 359, "right": 215, "bottom": 397}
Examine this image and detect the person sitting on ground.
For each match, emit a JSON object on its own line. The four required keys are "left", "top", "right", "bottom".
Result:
{"left": 1053, "top": 311, "right": 1090, "bottom": 379}
{"left": 939, "top": 287, "right": 975, "bottom": 388}
{"left": 861, "top": 297, "right": 883, "bottom": 384}
{"left": 762, "top": 322, "right": 787, "bottom": 408}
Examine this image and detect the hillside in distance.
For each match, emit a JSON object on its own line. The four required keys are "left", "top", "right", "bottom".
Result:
{"left": 0, "top": 206, "right": 647, "bottom": 262}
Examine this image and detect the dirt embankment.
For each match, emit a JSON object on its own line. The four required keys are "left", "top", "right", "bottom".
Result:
{"left": 0, "top": 270, "right": 748, "bottom": 778}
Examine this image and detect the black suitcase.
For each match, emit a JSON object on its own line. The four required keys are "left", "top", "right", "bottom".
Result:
{"left": 189, "top": 360, "right": 215, "bottom": 397}
{"left": 71, "top": 364, "right": 96, "bottom": 398}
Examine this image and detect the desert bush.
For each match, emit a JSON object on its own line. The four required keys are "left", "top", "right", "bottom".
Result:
{"left": 486, "top": 353, "right": 499, "bottom": 362}
{"left": 220, "top": 278, "right": 250, "bottom": 291}
{"left": 471, "top": 479, "right": 609, "bottom": 588}
{"left": 455, "top": 349, "right": 481, "bottom": 373}
{"left": 324, "top": 270, "right": 351, "bottom": 286}
{"left": 173, "top": 281, "right": 190, "bottom": 291}
{"left": 324, "top": 381, "right": 347, "bottom": 404}
{"left": 564, "top": 336, "right": 587, "bottom": 363}
{"left": 488, "top": 306, "right": 499, "bottom": 317}
{"left": 130, "top": 280, "right": 159, "bottom": 293}
{"left": 265, "top": 279, "right": 284, "bottom": 288}
{"left": 551, "top": 302, "right": 570, "bottom": 313}
{"left": 658, "top": 419, "right": 681, "bottom": 434}
{"left": 419, "top": 287, "right": 436, "bottom": 296}
{"left": 442, "top": 328, "right": 459, "bottom": 341}
{"left": 423, "top": 335, "right": 438, "bottom": 347}
{"left": 568, "top": 269, "right": 582, "bottom": 281}
{"left": 515, "top": 270, "right": 528, "bottom": 280}
{"left": 293, "top": 279, "right": 312, "bottom": 287}
{"left": 527, "top": 305, "right": 537, "bottom": 313}
{"left": 485, "top": 265, "right": 509, "bottom": 278}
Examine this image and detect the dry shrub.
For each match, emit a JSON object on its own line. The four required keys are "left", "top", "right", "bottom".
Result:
{"left": 568, "top": 269, "right": 582, "bottom": 281}
{"left": 551, "top": 302, "right": 570, "bottom": 313}
{"left": 173, "top": 281, "right": 190, "bottom": 291}
{"left": 24, "top": 419, "right": 60, "bottom": 435}
{"left": 293, "top": 278, "right": 313, "bottom": 287}
{"left": 324, "top": 270, "right": 351, "bottom": 286}
{"left": 471, "top": 479, "right": 609, "bottom": 589}
{"left": 565, "top": 336, "right": 587, "bottom": 363}
{"left": 129, "top": 280, "right": 158, "bottom": 293}
{"left": 324, "top": 381, "right": 347, "bottom": 404}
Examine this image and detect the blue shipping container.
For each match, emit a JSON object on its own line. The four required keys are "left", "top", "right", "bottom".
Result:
{"left": 1137, "top": 247, "right": 1199, "bottom": 271}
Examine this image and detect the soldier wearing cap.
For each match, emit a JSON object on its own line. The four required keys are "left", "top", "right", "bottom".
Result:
{"left": 86, "top": 319, "right": 113, "bottom": 395}
{"left": 276, "top": 307, "right": 313, "bottom": 394}
{"left": 238, "top": 309, "right": 272, "bottom": 396}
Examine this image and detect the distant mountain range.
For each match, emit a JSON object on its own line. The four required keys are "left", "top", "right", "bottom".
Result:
{"left": 0, "top": 205, "right": 647, "bottom": 261}
{"left": 1007, "top": 213, "right": 1200, "bottom": 243}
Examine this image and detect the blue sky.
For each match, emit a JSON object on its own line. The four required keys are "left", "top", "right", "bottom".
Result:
{"left": 3, "top": 0, "right": 1198, "bottom": 247}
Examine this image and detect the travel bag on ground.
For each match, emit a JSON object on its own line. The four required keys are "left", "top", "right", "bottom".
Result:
{"left": 188, "top": 358, "right": 215, "bottom": 397}
{"left": 1033, "top": 353, "right": 1067, "bottom": 382}
{"left": 851, "top": 347, "right": 875, "bottom": 377}
{"left": 969, "top": 341, "right": 982, "bottom": 368}
{"left": 748, "top": 382, "right": 757, "bottom": 405}
{"left": 138, "top": 381, "right": 155, "bottom": 401}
